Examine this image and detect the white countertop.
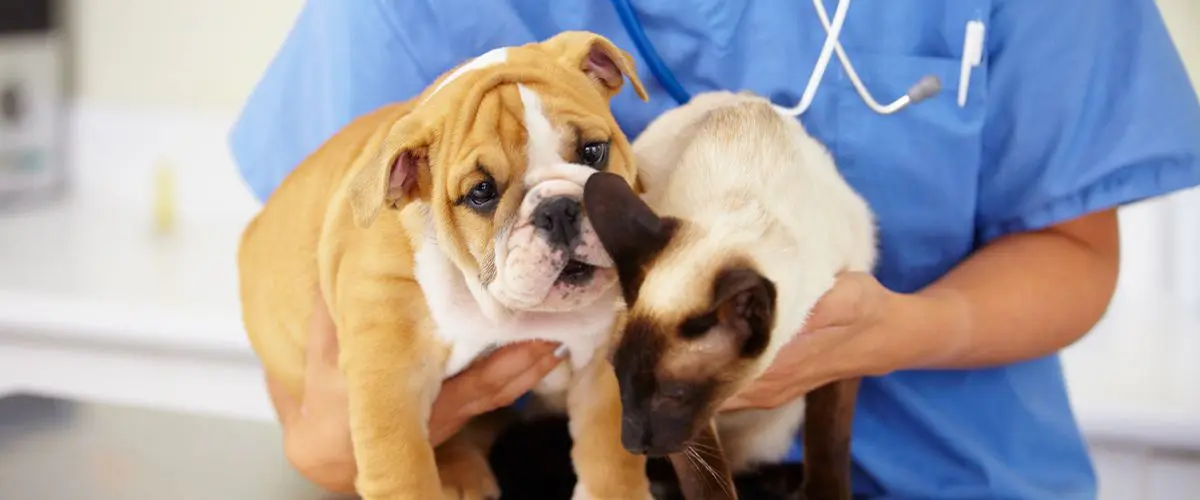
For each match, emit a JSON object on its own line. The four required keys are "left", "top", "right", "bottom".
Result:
{"left": 1, "top": 197, "right": 1197, "bottom": 452}
{"left": 0, "top": 200, "right": 252, "bottom": 359}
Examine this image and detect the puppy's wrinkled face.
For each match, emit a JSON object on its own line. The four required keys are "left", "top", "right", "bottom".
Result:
{"left": 347, "top": 32, "right": 648, "bottom": 314}
{"left": 463, "top": 84, "right": 630, "bottom": 313}
{"left": 583, "top": 172, "right": 778, "bottom": 457}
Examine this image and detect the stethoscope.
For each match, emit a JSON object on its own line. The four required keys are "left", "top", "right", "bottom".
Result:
{"left": 611, "top": 0, "right": 985, "bottom": 117}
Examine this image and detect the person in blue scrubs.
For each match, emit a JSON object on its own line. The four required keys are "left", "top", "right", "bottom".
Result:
{"left": 231, "top": 1, "right": 1200, "bottom": 498}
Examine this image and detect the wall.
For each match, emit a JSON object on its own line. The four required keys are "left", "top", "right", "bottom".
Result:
{"left": 66, "top": 0, "right": 303, "bottom": 112}
{"left": 1160, "top": 0, "right": 1200, "bottom": 93}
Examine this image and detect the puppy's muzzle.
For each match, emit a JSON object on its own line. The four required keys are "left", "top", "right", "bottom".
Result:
{"left": 532, "top": 196, "right": 582, "bottom": 249}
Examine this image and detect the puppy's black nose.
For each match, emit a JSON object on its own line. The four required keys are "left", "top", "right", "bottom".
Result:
{"left": 532, "top": 197, "right": 582, "bottom": 248}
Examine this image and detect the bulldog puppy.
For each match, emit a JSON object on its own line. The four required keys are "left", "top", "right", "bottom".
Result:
{"left": 582, "top": 91, "right": 877, "bottom": 500}
{"left": 238, "top": 31, "right": 653, "bottom": 500}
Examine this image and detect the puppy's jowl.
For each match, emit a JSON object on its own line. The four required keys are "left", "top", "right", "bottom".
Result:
{"left": 584, "top": 91, "right": 878, "bottom": 500}
{"left": 238, "top": 31, "right": 654, "bottom": 500}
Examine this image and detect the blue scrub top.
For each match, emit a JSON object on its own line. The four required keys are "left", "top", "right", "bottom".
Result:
{"left": 229, "top": 1, "right": 1200, "bottom": 498}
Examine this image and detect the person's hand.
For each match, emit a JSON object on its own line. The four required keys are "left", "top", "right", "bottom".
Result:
{"left": 427, "top": 340, "right": 567, "bottom": 447}
{"left": 265, "top": 291, "right": 567, "bottom": 493}
{"left": 719, "top": 272, "right": 903, "bottom": 411}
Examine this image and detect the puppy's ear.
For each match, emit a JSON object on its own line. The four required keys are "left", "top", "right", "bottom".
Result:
{"left": 710, "top": 266, "right": 777, "bottom": 358}
{"left": 347, "top": 120, "right": 430, "bottom": 228}
{"left": 545, "top": 31, "right": 649, "bottom": 102}
{"left": 583, "top": 172, "right": 676, "bottom": 302}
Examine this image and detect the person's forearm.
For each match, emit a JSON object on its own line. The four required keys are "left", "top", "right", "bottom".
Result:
{"left": 888, "top": 209, "right": 1120, "bottom": 371}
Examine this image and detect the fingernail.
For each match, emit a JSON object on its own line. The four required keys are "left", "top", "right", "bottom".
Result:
{"left": 553, "top": 344, "right": 570, "bottom": 359}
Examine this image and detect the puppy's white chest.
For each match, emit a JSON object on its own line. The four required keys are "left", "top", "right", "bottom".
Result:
{"left": 434, "top": 305, "right": 611, "bottom": 378}
{"left": 415, "top": 243, "right": 614, "bottom": 378}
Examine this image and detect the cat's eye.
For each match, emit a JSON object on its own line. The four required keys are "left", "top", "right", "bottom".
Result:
{"left": 679, "top": 312, "right": 719, "bottom": 339}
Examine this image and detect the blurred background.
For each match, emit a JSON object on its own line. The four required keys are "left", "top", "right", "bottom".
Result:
{"left": 0, "top": 0, "right": 1197, "bottom": 499}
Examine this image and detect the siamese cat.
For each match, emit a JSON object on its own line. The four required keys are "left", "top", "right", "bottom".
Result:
{"left": 582, "top": 91, "right": 877, "bottom": 500}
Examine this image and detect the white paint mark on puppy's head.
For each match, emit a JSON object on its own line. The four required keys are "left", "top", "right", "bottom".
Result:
{"left": 517, "top": 84, "right": 566, "bottom": 181}
{"left": 423, "top": 47, "right": 509, "bottom": 104}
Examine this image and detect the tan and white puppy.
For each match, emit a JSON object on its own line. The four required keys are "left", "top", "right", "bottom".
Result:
{"left": 238, "top": 31, "right": 653, "bottom": 500}
{"left": 582, "top": 91, "right": 877, "bottom": 500}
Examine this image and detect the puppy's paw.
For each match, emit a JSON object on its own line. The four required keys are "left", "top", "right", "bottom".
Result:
{"left": 436, "top": 444, "right": 499, "bottom": 500}
{"left": 571, "top": 482, "right": 654, "bottom": 500}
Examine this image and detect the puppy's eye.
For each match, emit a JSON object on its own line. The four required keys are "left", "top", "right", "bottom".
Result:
{"left": 579, "top": 141, "right": 610, "bottom": 169}
{"left": 465, "top": 180, "right": 499, "bottom": 211}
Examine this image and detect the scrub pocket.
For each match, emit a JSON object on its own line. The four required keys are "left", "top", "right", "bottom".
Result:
{"left": 832, "top": 51, "right": 989, "bottom": 288}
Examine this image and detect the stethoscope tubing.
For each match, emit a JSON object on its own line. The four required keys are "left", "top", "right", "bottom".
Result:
{"left": 609, "top": 0, "right": 948, "bottom": 114}
{"left": 610, "top": 0, "right": 692, "bottom": 105}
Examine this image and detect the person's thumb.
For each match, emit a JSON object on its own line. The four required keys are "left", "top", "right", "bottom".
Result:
{"left": 801, "top": 273, "right": 868, "bottom": 334}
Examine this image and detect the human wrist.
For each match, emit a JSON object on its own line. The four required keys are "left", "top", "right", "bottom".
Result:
{"left": 902, "top": 288, "right": 973, "bottom": 369}
{"left": 867, "top": 288, "right": 972, "bottom": 374}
